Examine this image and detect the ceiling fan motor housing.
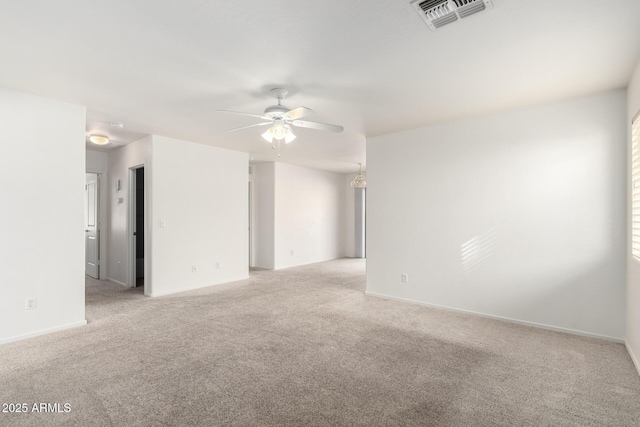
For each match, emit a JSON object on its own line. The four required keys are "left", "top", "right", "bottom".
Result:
{"left": 264, "top": 104, "right": 291, "bottom": 118}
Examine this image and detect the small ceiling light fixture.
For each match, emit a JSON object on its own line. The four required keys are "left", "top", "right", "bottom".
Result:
{"left": 351, "top": 163, "right": 367, "bottom": 188}
{"left": 89, "top": 134, "right": 110, "bottom": 145}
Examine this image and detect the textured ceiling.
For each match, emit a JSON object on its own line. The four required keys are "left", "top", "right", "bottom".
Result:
{"left": 1, "top": 0, "right": 639, "bottom": 172}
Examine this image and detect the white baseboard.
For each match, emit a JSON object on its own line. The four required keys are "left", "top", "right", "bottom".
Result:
{"left": 626, "top": 341, "right": 640, "bottom": 376}
{"left": 1, "top": 320, "right": 87, "bottom": 345}
{"left": 365, "top": 291, "right": 624, "bottom": 343}
{"left": 107, "top": 277, "right": 128, "bottom": 287}
{"left": 148, "top": 275, "right": 250, "bottom": 297}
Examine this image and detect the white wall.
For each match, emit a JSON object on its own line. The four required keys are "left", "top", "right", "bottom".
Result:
{"left": 627, "top": 59, "right": 640, "bottom": 372}
{"left": 86, "top": 149, "right": 109, "bottom": 279}
{"left": 367, "top": 90, "right": 627, "bottom": 340}
{"left": 86, "top": 149, "right": 108, "bottom": 172}
{"left": 273, "top": 163, "right": 346, "bottom": 269}
{"left": 107, "top": 136, "right": 152, "bottom": 287}
{"left": 253, "top": 163, "right": 275, "bottom": 269}
{"left": 150, "top": 136, "right": 248, "bottom": 296}
{"left": 0, "top": 87, "right": 86, "bottom": 343}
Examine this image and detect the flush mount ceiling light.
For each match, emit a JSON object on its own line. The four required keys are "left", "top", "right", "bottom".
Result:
{"left": 351, "top": 163, "right": 367, "bottom": 188}
{"left": 89, "top": 134, "right": 109, "bottom": 145}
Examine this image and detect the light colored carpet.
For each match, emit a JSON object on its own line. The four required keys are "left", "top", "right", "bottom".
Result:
{"left": 1, "top": 258, "right": 639, "bottom": 426}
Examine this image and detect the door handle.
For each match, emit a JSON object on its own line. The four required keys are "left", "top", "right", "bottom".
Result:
{"left": 85, "top": 229, "right": 89, "bottom": 232}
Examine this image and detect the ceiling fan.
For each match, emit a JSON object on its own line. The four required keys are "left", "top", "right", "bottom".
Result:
{"left": 218, "top": 88, "right": 344, "bottom": 155}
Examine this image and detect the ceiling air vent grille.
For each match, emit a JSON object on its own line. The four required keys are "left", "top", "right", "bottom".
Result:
{"left": 453, "top": 0, "right": 487, "bottom": 18}
{"left": 411, "top": 0, "right": 493, "bottom": 31}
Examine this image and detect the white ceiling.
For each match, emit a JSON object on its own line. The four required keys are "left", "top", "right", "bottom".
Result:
{"left": 1, "top": 0, "right": 639, "bottom": 173}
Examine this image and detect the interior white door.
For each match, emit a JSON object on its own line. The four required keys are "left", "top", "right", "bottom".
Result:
{"left": 85, "top": 173, "right": 99, "bottom": 278}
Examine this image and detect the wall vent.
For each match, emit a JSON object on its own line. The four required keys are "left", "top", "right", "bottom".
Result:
{"left": 411, "top": 0, "right": 493, "bottom": 31}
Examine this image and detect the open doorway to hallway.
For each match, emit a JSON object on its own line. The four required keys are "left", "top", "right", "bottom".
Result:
{"left": 355, "top": 187, "right": 366, "bottom": 259}
{"left": 130, "top": 166, "right": 145, "bottom": 289}
{"left": 85, "top": 173, "right": 100, "bottom": 278}
{"left": 248, "top": 179, "right": 254, "bottom": 268}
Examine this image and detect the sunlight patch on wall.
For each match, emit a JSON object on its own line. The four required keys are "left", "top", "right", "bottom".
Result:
{"left": 460, "top": 228, "right": 496, "bottom": 272}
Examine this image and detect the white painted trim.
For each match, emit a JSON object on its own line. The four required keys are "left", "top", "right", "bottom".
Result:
{"left": 251, "top": 265, "right": 273, "bottom": 270}
{"left": 107, "top": 278, "right": 129, "bottom": 288}
{"left": 626, "top": 341, "right": 640, "bottom": 376}
{"left": 86, "top": 169, "right": 108, "bottom": 280}
{"left": 249, "top": 177, "right": 255, "bottom": 268}
{"left": 365, "top": 291, "right": 624, "bottom": 343}
{"left": 0, "top": 320, "right": 87, "bottom": 345}
{"left": 147, "top": 276, "right": 250, "bottom": 297}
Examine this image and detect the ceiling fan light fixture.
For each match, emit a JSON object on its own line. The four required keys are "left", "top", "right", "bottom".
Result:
{"left": 262, "top": 124, "right": 296, "bottom": 144}
{"left": 89, "top": 134, "right": 109, "bottom": 145}
{"left": 273, "top": 123, "right": 286, "bottom": 140}
{"left": 261, "top": 128, "right": 274, "bottom": 143}
{"left": 284, "top": 128, "right": 296, "bottom": 144}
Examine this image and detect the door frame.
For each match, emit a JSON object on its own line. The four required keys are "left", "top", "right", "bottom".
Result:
{"left": 85, "top": 172, "right": 100, "bottom": 278}
{"left": 85, "top": 170, "right": 107, "bottom": 279}
{"left": 355, "top": 187, "right": 366, "bottom": 258}
{"left": 128, "top": 164, "right": 147, "bottom": 291}
{"left": 248, "top": 178, "right": 254, "bottom": 268}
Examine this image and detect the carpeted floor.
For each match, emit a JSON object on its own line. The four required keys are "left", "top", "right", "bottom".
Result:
{"left": 1, "top": 258, "right": 639, "bottom": 426}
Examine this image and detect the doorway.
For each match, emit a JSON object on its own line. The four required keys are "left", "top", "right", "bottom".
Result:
{"left": 130, "top": 167, "right": 145, "bottom": 288}
{"left": 85, "top": 173, "right": 100, "bottom": 278}
{"left": 248, "top": 180, "right": 253, "bottom": 267}
{"left": 355, "top": 187, "right": 366, "bottom": 258}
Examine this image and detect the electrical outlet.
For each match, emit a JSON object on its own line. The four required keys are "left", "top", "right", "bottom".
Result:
{"left": 290, "top": 250, "right": 294, "bottom": 256}
{"left": 215, "top": 262, "right": 220, "bottom": 269}
{"left": 191, "top": 265, "right": 197, "bottom": 273}
{"left": 401, "top": 273, "right": 409, "bottom": 283}
{"left": 25, "top": 297, "right": 37, "bottom": 310}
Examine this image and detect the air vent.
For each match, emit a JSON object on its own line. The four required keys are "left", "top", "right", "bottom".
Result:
{"left": 411, "top": 0, "right": 493, "bottom": 31}
{"left": 453, "top": 0, "right": 487, "bottom": 18}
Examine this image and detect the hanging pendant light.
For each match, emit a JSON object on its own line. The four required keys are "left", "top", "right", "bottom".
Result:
{"left": 351, "top": 163, "right": 366, "bottom": 188}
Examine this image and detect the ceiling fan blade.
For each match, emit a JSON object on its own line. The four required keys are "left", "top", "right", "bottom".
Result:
{"left": 217, "top": 110, "right": 270, "bottom": 120}
{"left": 291, "top": 120, "right": 344, "bottom": 133}
{"left": 224, "top": 122, "right": 272, "bottom": 132}
{"left": 284, "top": 106, "right": 313, "bottom": 121}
